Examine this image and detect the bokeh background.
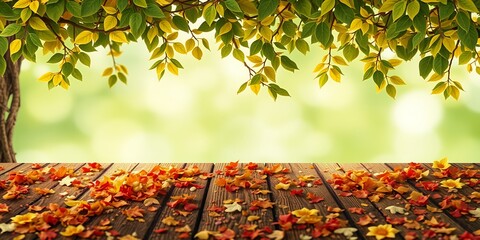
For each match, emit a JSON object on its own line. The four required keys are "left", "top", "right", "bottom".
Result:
{"left": 14, "top": 42, "right": 480, "bottom": 163}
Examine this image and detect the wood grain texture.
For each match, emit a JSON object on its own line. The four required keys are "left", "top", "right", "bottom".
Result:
{"left": 148, "top": 163, "right": 213, "bottom": 240}
{"left": 268, "top": 163, "right": 350, "bottom": 240}
{"left": 0, "top": 163, "right": 23, "bottom": 176}
{"left": 384, "top": 163, "right": 480, "bottom": 233}
{"left": 316, "top": 163, "right": 391, "bottom": 240}
{"left": 198, "top": 163, "right": 275, "bottom": 238}
{"left": 364, "top": 163, "right": 472, "bottom": 234}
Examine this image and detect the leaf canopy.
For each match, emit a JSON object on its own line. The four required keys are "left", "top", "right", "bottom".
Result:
{"left": 0, "top": 0, "right": 479, "bottom": 99}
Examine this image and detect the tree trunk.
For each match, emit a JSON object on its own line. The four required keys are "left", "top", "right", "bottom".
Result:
{"left": 0, "top": 37, "right": 22, "bottom": 163}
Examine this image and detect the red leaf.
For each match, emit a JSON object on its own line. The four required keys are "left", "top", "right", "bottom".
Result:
{"left": 290, "top": 189, "right": 303, "bottom": 196}
{"left": 184, "top": 203, "right": 198, "bottom": 212}
{"left": 306, "top": 192, "right": 324, "bottom": 203}
{"left": 348, "top": 207, "right": 365, "bottom": 214}
{"left": 154, "top": 228, "right": 168, "bottom": 234}
{"left": 357, "top": 215, "right": 373, "bottom": 226}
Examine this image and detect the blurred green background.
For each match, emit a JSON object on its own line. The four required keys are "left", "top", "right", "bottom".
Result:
{"left": 14, "top": 43, "right": 480, "bottom": 163}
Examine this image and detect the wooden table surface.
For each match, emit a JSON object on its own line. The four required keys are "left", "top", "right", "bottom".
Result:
{"left": 0, "top": 162, "right": 478, "bottom": 239}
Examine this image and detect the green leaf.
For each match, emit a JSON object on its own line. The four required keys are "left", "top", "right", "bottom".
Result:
{"left": 27, "top": 33, "right": 42, "bottom": 47}
{"left": 224, "top": 0, "right": 242, "bottom": 13}
{"left": 81, "top": 0, "right": 102, "bottom": 17}
{"left": 438, "top": 1, "right": 454, "bottom": 20}
{"left": 458, "top": 51, "right": 473, "bottom": 65}
{"left": 458, "top": 0, "right": 479, "bottom": 12}
{"left": 72, "top": 68, "right": 83, "bottom": 80}
{"left": 78, "top": 52, "right": 91, "bottom": 66}
{"left": 250, "top": 39, "right": 263, "bottom": 55}
{"left": 250, "top": 74, "right": 262, "bottom": 85}
{"left": 220, "top": 44, "right": 232, "bottom": 58}
{"left": 373, "top": 71, "right": 384, "bottom": 88}
{"left": 0, "top": 24, "right": 22, "bottom": 37}
{"left": 237, "top": 81, "right": 248, "bottom": 94}
{"left": 203, "top": 5, "right": 217, "bottom": 26}
{"left": 363, "top": 67, "right": 374, "bottom": 80}
{"left": 133, "top": 0, "right": 148, "bottom": 8}
{"left": 129, "top": 13, "right": 145, "bottom": 38}
{"left": 294, "top": 0, "right": 312, "bottom": 17}
{"left": 0, "top": 2, "right": 15, "bottom": 18}
{"left": 318, "top": 73, "right": 328, "bottom": 88}
{"left": 262, "top": 43, "right": 275, "bottom": 61}
{"left": 392, "top": 0, "right": 407, "bottom": 21}
{"left": 413, "top": 14, "right": 426, "bottom": 32}
{"left": 282, "top": 21, "right": 297, "bottom": 37}
{"left": 456, "top": 11, "right": 471, "bottom": 31}
{"left": 0, "top": 58, "right": 6, "bottom": 76}
{"left": 118, "top": 72, "right": 127, "bottom": 84}
{"left": 343, "top": 44, "right": 359, "bottom": 61}
{"left": 66, "top": 1, "right": 81, "bottom": 17}
{"left": 433, "top": 55, "right": 448, "bottom": 74}
{"left": 320, "top": 0, "right": 335, "bottom": 17}
{"left": 406, "top": 0, "right": 420, "bottom": 20}
{"left": 108, "top": 74, "right": 117, "bottom": 87}
{"left": 419, "top": 56, "right": 433, "bottom": 79}
{"left": 301, "top": 22, "right": 316, "bottom": 38}
{"left": 62, "top": 62, "right": 74, "bottom": 76}
{"left": 295, "top": 39, "right": 309, "bottom": 54}
{"left": 386, "top": 84, "right": 396, "bottom": 99}
{"left": 0, "top": 37, "right": 8, "bottom": 55}
{"left": 144, "top": 3, "right": 165, "bottom": 18}
{"left": 458, "top": 23, "right": 478, "bottom": 50}
{"left": 46, "top": 0, "right": 65, "bottom": 22}
{"left": 334, "top": 3, "right": 354, "bottom": 24}
{"left": 269, "top": 83, "right": 290, "bottom": 96}
{"left": 172, "top": 16, "right": 189, "bottom": 32}
{"left": 47, "top": 53, "right": 64, "bottom": 63}
{"left": 258, "top": 0, "right": 279, "bottom": 20}
{"left": 315, "top": 22, "right": 331, "bottom": 48}
{"left": 280, "top": 55, "right": 298, "bottom": 72}
{"left": 118, "top": 0, "right": 128, "bottom": 12}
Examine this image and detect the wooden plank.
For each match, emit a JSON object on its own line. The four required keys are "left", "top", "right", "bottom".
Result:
{"left": 363, "top": 163, "right": 472, "bottom": 235}
{"left": 0, "top": 163, "right": 83, "bottom": 234}
{"left": 198, "top": 163, "right": 275, "bottom": 239}
{"left": 267, "top": 163, "right": 350, "bottom": 239}
{"left": 147, "top": 163, "right": 213, "bottom": 240}
{"left": 0, "top": 163, "right": 23, "bottom": 176}
{"left": 384, "top": 163, "right": 480, "bottom": 232}
{"left": 316, "top": 163, "right": 397, "bottom": 240}
{"left": 80, "top": 163, "right": 183, "bottom": 239}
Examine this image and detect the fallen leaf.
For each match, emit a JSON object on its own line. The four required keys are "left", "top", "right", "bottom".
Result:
{"left": 385, "top": 205, "right": 406, "bottom": 214}
{"left": 334, "top": 227, "right": 358, "bottom": 237}
{"left": 59, "top": 176, "right": 76, "bottom": 186}
{"left": 275, "top": 183, "right": 290, "bottom": 190}
{"left": 162, "top": 216, "right": 180, "bottom": 226}
{"left": 194, "top": 230, "right": 212, "bottom": 239}
{"left": 469, "top": 208, "right": 480, "bottom": 218}
{"left": 224, "top": 202, "right": 242, "bottom": 213}
{"left": 143, "top": 197, "right": 160, "bottom": 207}
{"left": 60, "top": 225, "right": 85, "bottom": 237}
{"left": 0, "top": 203, "right": 9, "bottom": 213}
{"left": 0, "top": 223, "right": 15, "bottom": 233}
{"left": 267, "top": 230, "right": 285, "bottom": 240}
{"left": 247, "top": 215, "right": 260, "bottom": 221}
{"left": 357, "top": 215, "right": 373, "bottom": 226}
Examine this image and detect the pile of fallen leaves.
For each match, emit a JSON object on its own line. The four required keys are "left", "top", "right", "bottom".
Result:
{"left": 0, "top": 159, "right": 478, "bottom": 240}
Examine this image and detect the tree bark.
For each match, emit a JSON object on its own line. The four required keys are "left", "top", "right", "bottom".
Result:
{"left": 0, "top": 37, "right": 21, "bottom": 163}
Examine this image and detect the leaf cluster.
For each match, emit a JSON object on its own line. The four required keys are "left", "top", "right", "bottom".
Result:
{"left": 0, "top": 0, "right": 479, "bottom": 99}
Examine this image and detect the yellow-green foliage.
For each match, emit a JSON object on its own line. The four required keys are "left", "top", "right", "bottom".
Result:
{"left": 0, "top": 0, "right": 479, "bottom": 100}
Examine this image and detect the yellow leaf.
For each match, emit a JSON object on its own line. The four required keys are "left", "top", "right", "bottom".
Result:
{"left": 52, "top": 74, "right": 63, "bottom": 86}
{"left": 102, "top": 67, "right": 113, "bottom": 76}
{"left": 74, "top": 31, "right": 94, "bottom": 45}
{"left": 173, "top": 42, "right": 187, "bottom": 54}
{"left": 194, "top": 231, "right": 212, "bottom": 240}
{"left": 29, "top": 17, "right": 49, "bottom": 31}
{"left": 388, "top": 59, "right": 402, "bottom": 67}
{"left": 167, "top": 62, "right": 178, "bottom": 75}
{"left": 29, "top": 1, "right": 39, "bottom": 13}
{"left": 247, "top": 55, "right": 263, "bottom": 64}
{"left": 60, "top": 80, "right": 69, "bottom": 90}
{"left": 250, "top": 84, "right": 260, "bottom": 95}
{"left": 38, "top": 72, "right": 54, "bottom": 82}
{"left": 338, "top": 0, "right": 354, "bottom": 8}
{"left": 329, "top": 68, "right": 341, "bottom": 82}
{"left": 102, "top": 6, "right": 117, "bottom": 14}
{"left": 247, "top": 215, "right": 260, "bottom": 221}
{"left": 218, "top": 22, "right": 232, "bottom": 36}
{"left": 9, "top": 39, "right": 22, "bottom": 55}
{"left": 274, "top": 183, "right": 290, "bottom": 190}
{"left": 156, "top": 62, "right": 166, "bottom": 78}
{"left": 147, "top": 27, "right": 158, "bottom": 43}
{"left": 185, "top": 39, "right": 195, "bottom": 52}
{"left": 259, "top": 26, "right": 273, "bottom": 40}
{"left": 192, "top": 46, "right": 203, "bottom": 60}
{"left": 13, "top": 0, "right": 30, "bottom": 8}
{"left": 104, "top": 16, "right": 117, "bottom": 31}
{"left": 109, "top": 31, "right": 128, "bottom": 43}
{"left": 159, "top": 20, "right": 172, "bottom": 33}
{"left": 162, "top": 216, "right": 180, "bottom": 226}
{"left": 349, "top": 18, "right": 362, "bottom": 32}
{"left": 361, "top": 22, "right": 370, "bottom": 35}
{"left": 332, "top": 56, "right": 347, "bottom": 66}
{"left": 263, "top": 66, "right": 276, "bottom": 81}
{"left": 389, "top": 75, "right": 406, "bottom": 85}
{"left": 442, "top": 37, "right": 456, "bottom": 53}
{"left": 60, "top": 225, "right": 85, "bottom": 237}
